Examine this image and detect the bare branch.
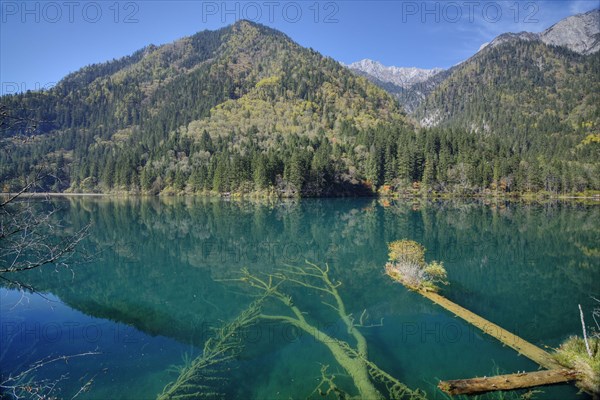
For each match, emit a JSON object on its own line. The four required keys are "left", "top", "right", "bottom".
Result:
{"left": 0, "top": 169, "right": 46, "bottom": 207}
{"left": 579, "top": 304, "right": 593, "bottom": 358}
{"left": 0, "top": 351, "right": 101, "bottom": 400}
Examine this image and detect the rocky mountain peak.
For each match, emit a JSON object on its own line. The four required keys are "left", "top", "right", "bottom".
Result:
{"left": 539, "top": 8, "right": 600, "bottom": 54}
{"left": 482, "top": 9, "right": 599, "bottom": 54}
{"left": 347, "top": 59, "right": 444, "bottom": 88}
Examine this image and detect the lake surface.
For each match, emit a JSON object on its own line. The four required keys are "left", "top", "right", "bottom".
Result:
{"left": 1, "top": 197, "right": 599, "bottom": 399}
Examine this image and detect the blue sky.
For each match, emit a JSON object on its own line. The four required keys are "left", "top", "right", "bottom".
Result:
{"left": 1, "top": 0, "right": 598, "bottom": 94}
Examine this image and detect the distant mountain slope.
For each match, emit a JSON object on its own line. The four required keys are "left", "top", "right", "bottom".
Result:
{"left": 347, "top": 59, "right": 447, "bottom": 113}
{"left": 415, "top": 10, "right": 600, "bottom": 138}
{"left": 178, "top": 23, "right": 404, "bottom": 141}
{"left": 481, "top": 9, "right": 600, "bottom": 55}
{"left": 347, "top": 59, "right": 443, "bottom": 88}
{"left": 342, "top": 10, "right": 599, "bottom": 195}
{"left": 354, "top": 9, "right": 599, "bottom": 119}
{"left": 540, "top": 9, "right": 600, "bottom": 54}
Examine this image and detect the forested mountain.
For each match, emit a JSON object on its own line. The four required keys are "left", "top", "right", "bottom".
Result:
{"left": 416, "top": 37, "right": 600, "bottom": 135}
{"left": 351, "top": 9, "right": 600, "bottom": 129}
{"left": 346, "top": 10, "right": 600, "bottom": 195}
{"left": 410, "top": 10, "right": 600, "bottom": 195}
{"left": 1, "top": 15, "right": 599, "bottom": 197}
{"left": 0, "top": 20, "right": 406, "bottom": 196}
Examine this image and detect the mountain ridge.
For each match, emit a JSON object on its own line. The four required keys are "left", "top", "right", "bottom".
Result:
{"left": 481, "top": 9, "right": 600, "bottom": 55}
{"left": 540, "top": 8, "right": 600, "bottom": 54}
{"left": 350, "top": 9, "right": 599, "bottom": 117}
{"left": 347, "top": 59, "right": 444, "bottom": 88}
{"left": 414, "top": 9, "right": 600, "bottom": 135}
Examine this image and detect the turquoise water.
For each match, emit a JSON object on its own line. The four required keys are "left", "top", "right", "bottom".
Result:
{"left": 1, "top": 197, "right": 598, "bottom": 399}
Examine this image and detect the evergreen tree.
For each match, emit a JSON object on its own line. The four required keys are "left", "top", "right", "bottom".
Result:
{"left": 383, "top": 145, "right": 396, "bottom": 184}
{"left": 101, "top": 161, "right": 115, "bottom": 190}
{"left": 422, "top": 156, "right": 435, "bottom": 187}
{"left": 252, "top": 154, "right": 269, "bottom": 189}
{"left": 286, "top": 152, "right": 307, "bottom": 192}
{"left": 174, "top": 169, "right": 186, "bottom": 191}
{"left": 365, "top": 146, "right": 381, "bottom": 188}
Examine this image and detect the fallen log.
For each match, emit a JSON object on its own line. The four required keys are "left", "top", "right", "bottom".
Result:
{"left": 384, "top": 244, "right": 586, "bottom": 396}
{"left": 438, "top": 369, "right": 580, "bottom": 396}
{"left": 387, "top": 266, "right": 562, "bottom": 370}
{"left": 419, "top": 290, "right": 563, "bottom": 370}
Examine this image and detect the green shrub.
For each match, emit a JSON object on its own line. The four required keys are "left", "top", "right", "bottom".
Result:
{"left": 554, "top": 336, "right": 600, "bottom": 395}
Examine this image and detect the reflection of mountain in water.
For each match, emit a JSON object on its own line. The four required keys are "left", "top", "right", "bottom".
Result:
{"left": 6, "top": 198, "right": 599, "bottom": 349}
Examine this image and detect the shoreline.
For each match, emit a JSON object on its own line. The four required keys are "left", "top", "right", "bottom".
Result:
{"left": 1, "top": 192, "right": 109, "bottom": 197}
{"left": 2, "top": 192, "right": 599, "bottom": 202}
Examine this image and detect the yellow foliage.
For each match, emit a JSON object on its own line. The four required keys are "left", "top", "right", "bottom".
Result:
{"left": 388, "top": 240, "right": 425, "bottom": 266}
{"left": 580, "top": 133, "right": 600, "bottom": 146}
{"left": 424, "top": 261, "right": 448, "bottom": 284}
{"left": 255, "top": 75, "right": 281, "bottom": 88}
{"left": 581, "top": 121, "right": 594, "bottom": 129}
{"left": 386, "top": 240, "right": 449, "bottom": 292}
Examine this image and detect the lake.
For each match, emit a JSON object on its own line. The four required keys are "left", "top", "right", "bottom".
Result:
{"left": 1, "top": 197, "right": 598, "bottom": 399}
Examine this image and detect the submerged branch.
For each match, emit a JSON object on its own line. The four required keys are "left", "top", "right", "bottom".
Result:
{"left": 0, "top": 351, "right": 101, "bottom": 400}
{"left": 157, "top": 297, "right": 265, "bottom": 400}
{"left": 161, "top": 261, "right": 425, "bottom": 399}
{"left": 237, "top": 261, "right": 425, "bottom": 400}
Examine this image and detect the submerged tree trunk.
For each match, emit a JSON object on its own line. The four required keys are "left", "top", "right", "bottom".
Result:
{"left": 417, "top": 289, "right": 563, "bottom": 370}
{"left": 385, "top": 240, "right": 588, "bottom": 398}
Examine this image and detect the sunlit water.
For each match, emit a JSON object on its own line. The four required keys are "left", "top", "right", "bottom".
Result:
{"left": 1, "top": 197, "right": 598, "bottom": 399}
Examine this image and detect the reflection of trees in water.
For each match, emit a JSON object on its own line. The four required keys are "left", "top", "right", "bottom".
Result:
{"left": 5, "top": 197, "right": 599, "bottom": 349}
{"left": 384, "top": 200, "right": 600, "bottom": 343}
